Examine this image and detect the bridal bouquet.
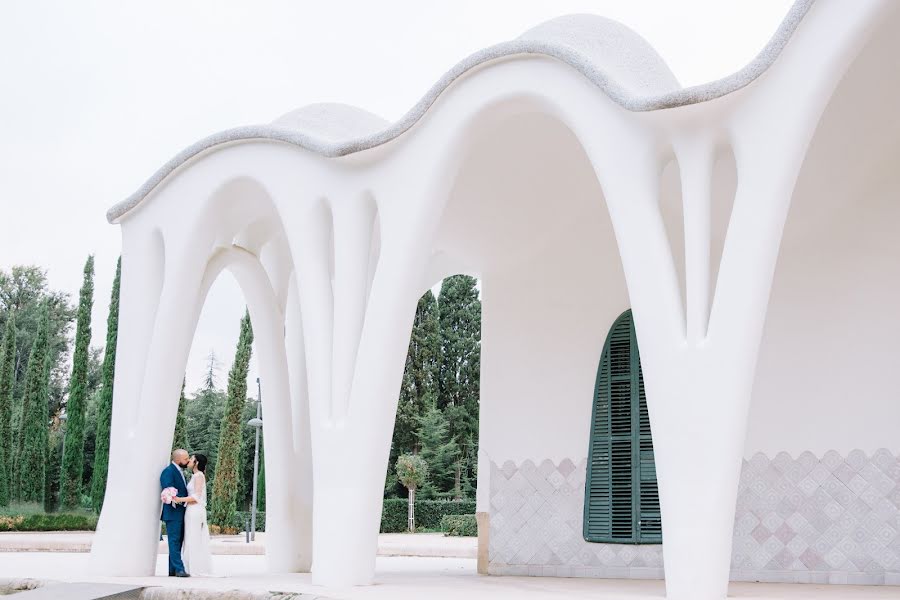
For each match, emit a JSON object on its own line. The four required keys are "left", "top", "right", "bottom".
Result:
{"left": 161, "top": 487, "right": 178, "bottom": 505}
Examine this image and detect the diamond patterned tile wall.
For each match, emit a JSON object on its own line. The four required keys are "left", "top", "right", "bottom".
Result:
{"left": 487, "top": 449, "right": 900, "bottom": 584}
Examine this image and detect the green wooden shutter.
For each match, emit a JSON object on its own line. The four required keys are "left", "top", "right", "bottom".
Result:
{"left": 584, "top": 332, "right": 612, "bottom": 541}
{"left": 635, "top": 347, "right": 662, "bottom": 542}
{"left": 584, "top": 309, "right": 661, "bottom": 544}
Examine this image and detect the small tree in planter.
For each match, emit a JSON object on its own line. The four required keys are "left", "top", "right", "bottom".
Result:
{"left": 395, "top": 453, "right": 428, "bottom": 532}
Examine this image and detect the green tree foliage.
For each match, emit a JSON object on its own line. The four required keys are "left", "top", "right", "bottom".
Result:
{"left": 185, "top": 352, "right": 226, "bottom": 482}
{"left": 385, "top": 278, "right": 482, "bottom": 501}
{"left": 0, "top": 266, "right": 75, "bottom": 416}
{"left": 173, "top": 378, "right": 188, "bottom": 451}
{"left": 238, "top": 397, "right": 263, "bottom": 511}
{"left": 209, "top": 311, "right": 253, "bottom": 528}
{"left": 396, "top": 453, "right": 428, "bottom": 532}
{"left": 386, "top": 291, "right": 440, "bottom": 497}
{"left": 90, "top": 258, "right": 120, "bottom": 513}
{"left": 60, "top": 256, "right": 95, "bottom": 510}
{"left": 256, "top": 447, "right": 266, "bottom": 513}
{"left": 17, "top": 305, "right": 51, "bottom": 503}
{"left": 44, "top": 426, "right": 63, "bottom": 513}
{"left": 0, "top": 315, "right": 16, "bottom": 506}
{"left": 437, "top": 275, "right": 481, "bottom": 499}
{"left": 80, "top": 348, "right": 104, "bottom": 492}
{"left": 1, "top": 267, "right": 74, "bottom": 498}
{"left": 237, "top": 396, "right": 266, "bottom": 515}
{"left": 81, "top": 389, "right": 99, "bottom": 492}
{"left": 395, "top": 291, "right": 440, "bottom": 454}
{"left": 0, "top": 316, "right": 16, "bottom": 506}
{"left": 416, "top": 406, "right": 459, "bottom": 500}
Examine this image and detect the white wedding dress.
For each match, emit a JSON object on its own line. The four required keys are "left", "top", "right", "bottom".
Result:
{"left": 182, "top": 471, "right": 214, "bottom": 576}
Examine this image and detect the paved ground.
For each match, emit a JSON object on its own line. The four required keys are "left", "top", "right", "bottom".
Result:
{"left": 0, "top": 553, "right": 899, "bottom": 599}
{"left": 0, "top": 532, "right": 477, "bottom": 558}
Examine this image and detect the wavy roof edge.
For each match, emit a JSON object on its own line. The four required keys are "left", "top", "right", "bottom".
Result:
{"left": 108, "top": 0, "right": 814, "bottom": 223}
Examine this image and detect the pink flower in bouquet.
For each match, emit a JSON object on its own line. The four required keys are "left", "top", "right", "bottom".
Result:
{"left": 161, "top": 487, "right": 178, "bottom": 505}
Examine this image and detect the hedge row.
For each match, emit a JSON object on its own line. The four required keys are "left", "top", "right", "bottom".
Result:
{"left": 235, "top": 510, "right": 266, "bottom": 531}
{"left": 0, "top": 513, "right": 98, "bottom": 532}
{"left": 380, "top": 499, "right": 476, "bottom": 533}
{"left": 440, "top": 514, "right": 477, "bottom": 537}
{"left": 0, "top": 503, "right": 475, "bottom": 535}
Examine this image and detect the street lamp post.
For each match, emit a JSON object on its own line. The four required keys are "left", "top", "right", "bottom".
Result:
{"left": 248, "top": 377, "right": 263, "bottom": 541}
{"left": 58, "top": 413, "right": 67, "bottom": 513}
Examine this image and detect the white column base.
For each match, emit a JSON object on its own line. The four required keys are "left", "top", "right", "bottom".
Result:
{"left": 310, "top": 480, "right": 381, "bottom": 586}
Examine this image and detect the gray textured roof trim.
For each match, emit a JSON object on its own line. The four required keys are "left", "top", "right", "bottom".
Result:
{"left": 109, "top": 0, "right": 813, "bottom": 223}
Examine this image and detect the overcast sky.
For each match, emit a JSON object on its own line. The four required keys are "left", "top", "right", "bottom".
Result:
{"left": 0, "top": 0, "right": 794, "bottom": 392}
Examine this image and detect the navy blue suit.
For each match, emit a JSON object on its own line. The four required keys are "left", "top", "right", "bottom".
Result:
{"left": 160, "top": 462, "right": 189, "bottom": 575}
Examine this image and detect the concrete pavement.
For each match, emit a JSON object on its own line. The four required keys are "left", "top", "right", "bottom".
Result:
{"left": 1, "top": 553, "right": 900, "bottom": 599}
{"left": 0, "top": 531, "right": 477, "bottom": 558}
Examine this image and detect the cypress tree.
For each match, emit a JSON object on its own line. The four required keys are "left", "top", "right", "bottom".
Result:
{"left": 0, "top": 316, "right": 15, "bottom": 506}
{"left": 60, "top": 256, "right": 95, "bottom": 509}
{"left": 81, "top": 388, "right": 100, "bottom": 489}
{"left": 416, "top": 405, "right": 459, "bottom": 499}
{"left": 386, "top": 290, "right": 440, "bottom": 497}
{"left": 394, "top": 291, "right": 440, "bottom": 454}
{"left": 437, "top": 275, "right": 481, "bottom": 499}
{"left": 256, "top": 450, "right": 266, "bottom": 512}
{"left": 238, "top": 398, "right": 259, "bottom": 509}
{"left": 44, "top": 426, "right": 63, "bottom": 512}
{"left": 173, "top": 378, "right": 188, "bottom": 450}
{"left": 90, "top": 258, "right": 120, "bottom": 512}
{"left": 209, "top": 311, "right": 253, "bottom": 528}
{"left": 17, "top": 304, "right": 51, "bottom": 503}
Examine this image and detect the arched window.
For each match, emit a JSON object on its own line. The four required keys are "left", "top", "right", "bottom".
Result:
{"left": 583, "top": 309, "right": 661, "bottom": 544}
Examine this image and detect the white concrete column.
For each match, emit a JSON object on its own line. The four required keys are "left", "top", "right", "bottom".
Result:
{"left": 290, "top": 198, "right": 335, "bottom": 428}
{"left": 283, "top": 271, "right": 315, "bottom": 571}
{"left": 596, "top": 149, "right": 743, "bottom": 600}
{"left": 676, "top": 136, "right": 715, "bottom": 343}
{"left": 330, "top": 194, "right": 378, "bottom": 423}
{"left": 91, "top": 234, "right": 209, "bottom": 576}
{"left": 227, "top": 249, "right": 311, "bottom": 572}
{"left": 309, "top": 234, "right": 422, "bottom": 587}
{"left": 90, "top": 227, "right": 165, "bottom": 575}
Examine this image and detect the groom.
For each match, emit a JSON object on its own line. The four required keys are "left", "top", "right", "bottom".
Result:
{"left": 161, "top": 449, "right": 190, "bottom": 577}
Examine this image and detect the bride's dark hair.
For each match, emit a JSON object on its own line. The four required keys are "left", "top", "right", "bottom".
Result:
{"left": 193, "top": 453, "right": 208, "bottom": 473}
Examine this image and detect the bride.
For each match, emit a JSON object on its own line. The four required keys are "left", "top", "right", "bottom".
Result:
{"left": 174, "top": 453, "right": 214, "bottom": 576}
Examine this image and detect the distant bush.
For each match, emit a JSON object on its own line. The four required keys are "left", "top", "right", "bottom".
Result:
{"left": 203, "top": 511, "right": 267, "bottom": 536}
{"left": 0, "top": 513, "right": 98, "bottom": 532}
{"left": 381, "top": 499, "right": 475, "bottom": 533}
{"left": 440, "top": 514, "right": 477, "bottom": 537}
{"left": 234, "top": 510, "right": 265, "bottom": 531}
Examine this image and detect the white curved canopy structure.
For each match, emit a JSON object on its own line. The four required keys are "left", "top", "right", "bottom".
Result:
{"left": 90, "top": 1, "right": 900, "bottom": 598}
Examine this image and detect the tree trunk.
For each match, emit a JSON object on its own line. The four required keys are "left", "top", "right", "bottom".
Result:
{"left": 407, "top": 487, "right": 415, "bottom": 532}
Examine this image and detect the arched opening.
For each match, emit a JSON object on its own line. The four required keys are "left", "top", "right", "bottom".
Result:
{"left": 419, "top": 107, "right": 675, "bottom": 577}
{"left": 150, "top": 174, "right": 311, "bottom": 575}
{"left": 383, "top": 274, "right": 482, "bottom": 537}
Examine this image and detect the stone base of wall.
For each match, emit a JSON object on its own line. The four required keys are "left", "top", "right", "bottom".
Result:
{"left": 477, "top": 512, "right": 490, "bottom": 574}
{"left": 488, "top": 449, "right": 900, "bottom": 584}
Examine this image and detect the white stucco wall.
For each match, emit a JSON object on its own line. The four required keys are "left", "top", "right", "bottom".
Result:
{"left": 746, "top": 20, "right": 900, "bottom": 458}
{"left": 478, "top": 206, "right": 628, "bottom": 465}
{"left": 747, "top": 171, "right": 900, "bottom": 457}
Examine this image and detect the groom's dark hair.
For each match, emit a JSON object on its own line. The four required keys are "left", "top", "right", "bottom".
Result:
{"left": 193, "top": 453, "right": 208, "bottom": 473}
